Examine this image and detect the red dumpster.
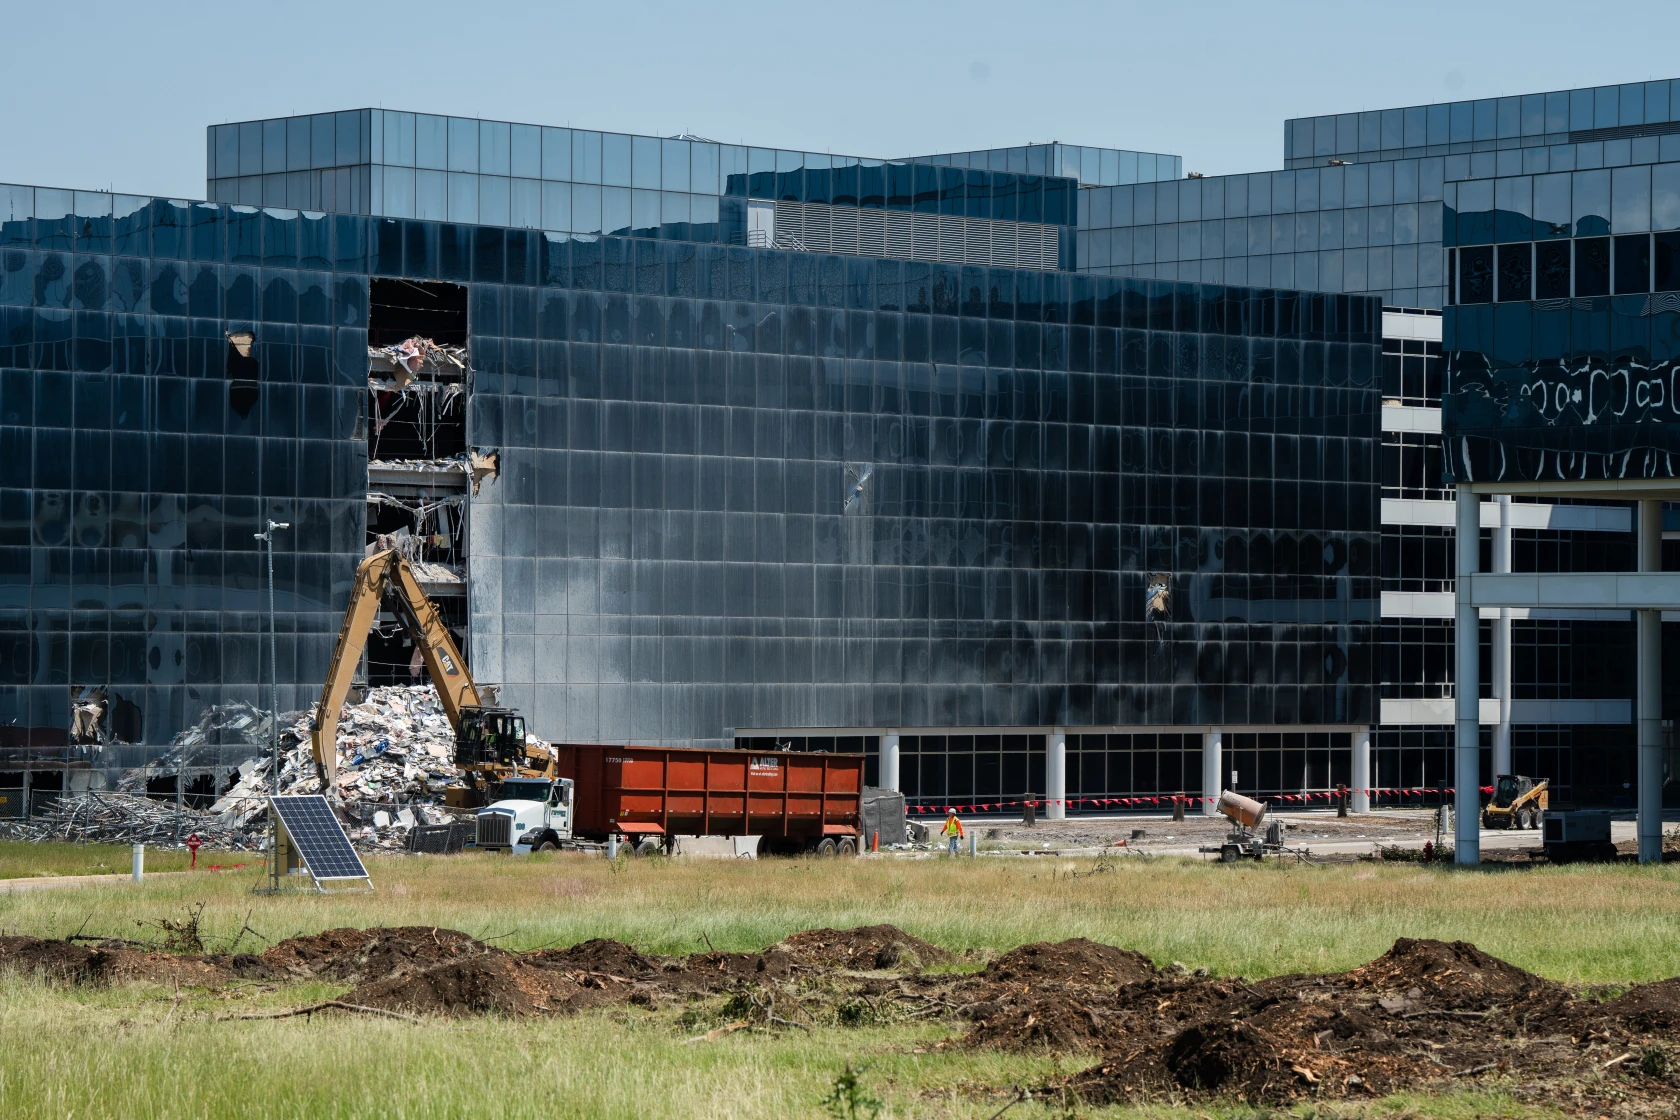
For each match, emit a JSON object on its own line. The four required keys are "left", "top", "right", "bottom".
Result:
{"left": 549, "top": 744, "right": 863, "bottom": 855}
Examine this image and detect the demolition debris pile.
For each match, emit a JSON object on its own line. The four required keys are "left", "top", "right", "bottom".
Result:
{"left": 208, "top": 685, "right": 463, "bottom": 848}
{"left": 20, "top": 687, "right": 468, "bottom": 851}
{"left": 3, "top": 923, "right": 1678, "bottom": 1110}
{"left": 2, "top": 793, "right": 261, "bottom": 849}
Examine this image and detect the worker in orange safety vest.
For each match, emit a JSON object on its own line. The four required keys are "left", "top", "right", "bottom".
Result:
{"left": 940, "top": 811, "right": 965, "bottom": 855}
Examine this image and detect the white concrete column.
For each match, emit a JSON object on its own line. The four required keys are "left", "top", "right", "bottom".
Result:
{"left": 1639, "top": 500, "right": 1664, "bottom": 864}
{"left": 1351, "top": 727, "right": 1371, "bottom": 813}
{"left": 1201, "top": 727, "right": 1222, "bottom": 816}
{"left": 1455, "top": 484, "right": 1482, "bottom": 865}
{"left": 1046, "top": 729, "right": 1066, "bottom": 820}
{"left": 1492, "top": 495, "right": 1513, "bottom": 778}
{"left": 879, "top": 730, "right": 900, "bottom": 793}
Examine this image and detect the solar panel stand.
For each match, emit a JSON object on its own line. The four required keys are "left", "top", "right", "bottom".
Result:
{"left": 255, "top": 796, "right": 373, "bottom": 894}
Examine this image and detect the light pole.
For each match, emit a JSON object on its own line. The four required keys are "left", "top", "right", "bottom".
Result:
{"left": 253, "top": 520, "right": 290, "bottom": 795}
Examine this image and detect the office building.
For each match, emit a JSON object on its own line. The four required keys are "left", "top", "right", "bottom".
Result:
{"left": 3, "top": 83, "right": 1675, "bottom": 816}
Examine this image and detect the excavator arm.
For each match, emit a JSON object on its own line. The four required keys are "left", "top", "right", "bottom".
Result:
{"left": 310, "top": 549, "right": 480, "bottom": 783}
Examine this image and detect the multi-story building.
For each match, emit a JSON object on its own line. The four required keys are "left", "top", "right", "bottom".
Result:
{"left": 2, "top": 86, "right": 1673, "bottom": 819}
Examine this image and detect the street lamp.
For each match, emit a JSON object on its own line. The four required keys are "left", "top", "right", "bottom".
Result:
{"left": 253, "top": 520, "right": 290, "bottom": 795}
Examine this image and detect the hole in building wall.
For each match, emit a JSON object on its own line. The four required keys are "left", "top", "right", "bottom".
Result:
{"left": 366, "top": 279, "right": 469, "bottom": 462}
{"left": 369, "top": 279, "right": 467, "bottom": 347}
{"left": 225, "top": 331, "right": 259, "bottom": 377}
{"left": 364, "top": 603, "right": 469, "bottom": 687}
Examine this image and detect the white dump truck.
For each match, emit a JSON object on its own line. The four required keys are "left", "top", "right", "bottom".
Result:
{"left": 473, "top": 776, "right": 576, "bottom": 853}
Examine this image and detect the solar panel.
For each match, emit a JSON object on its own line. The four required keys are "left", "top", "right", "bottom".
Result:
{"left": 270, "top": 795, "right": 370, "bottom": 886}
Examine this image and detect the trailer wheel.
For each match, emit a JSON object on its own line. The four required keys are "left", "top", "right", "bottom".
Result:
{"left": 836, "top": 837, "right": 857, "bottom": 857}
{"left": 634, "top": 838, "right": 662, "bottom": 857}
{"left": 815, "top": 837, "right": 838, "bottom": 858}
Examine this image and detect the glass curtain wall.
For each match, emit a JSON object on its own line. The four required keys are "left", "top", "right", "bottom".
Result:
{"left": 0, "top": 185, "right": 368, "bottom": 754}
{"left": 447, "top": 227, "right": 1383, "bottom": 747}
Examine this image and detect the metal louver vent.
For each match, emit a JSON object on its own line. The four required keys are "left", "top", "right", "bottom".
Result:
{"left": 885, "top": 212, "right": 914, "bottom": 258}
{"left": 829, "top": 207, "right": 858, "bottom": 255}
{"left": 858, "top": 210, "right": 886, "bottom": 257}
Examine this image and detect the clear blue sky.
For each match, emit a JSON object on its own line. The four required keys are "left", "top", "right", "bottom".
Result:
{"left": 5, "top": 0, "right": 1678, "bottom": 199}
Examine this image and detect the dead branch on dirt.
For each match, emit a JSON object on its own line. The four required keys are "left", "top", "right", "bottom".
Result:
{"left": 222, "top": 1000, "right": 425, "bottom": 1024}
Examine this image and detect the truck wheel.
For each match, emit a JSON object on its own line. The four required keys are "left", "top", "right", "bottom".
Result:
{"left": 634, "top": 838, "right": 662, "bottom": 857}
{"left": 815, "top": 837, "right": 838, "bottom": 858}
{"left": 534, "top": 837, "right": 560, "bottom": 853}
{"left": 836, "top": 837, "right": 857, "bottom": 857}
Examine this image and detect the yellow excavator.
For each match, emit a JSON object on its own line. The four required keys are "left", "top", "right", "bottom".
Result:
{"left": 311, "top": 549, "right": 550, "bottom": 806}
{"left": 1482, "top": 774, "right": 1548, "bottom": 830}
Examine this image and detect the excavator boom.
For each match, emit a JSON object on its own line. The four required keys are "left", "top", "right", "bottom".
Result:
{"left": 310, "top": 550, "right": 480, "bottom": 782}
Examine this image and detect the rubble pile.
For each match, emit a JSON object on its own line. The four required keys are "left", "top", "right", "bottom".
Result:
{"left": 207, "top": 686, "right": 464, "bottom": 850}
{"left": 43, "top": 686, "right": 470, "bottom": 853}
{"left": 118, "top": 700, "right": 276, "bottom": 783}
{"left": 2, "top": 792, "right": 262, "bottom": 849}
{"left": 368, "top": 337, "right": 468, "bottom": 385}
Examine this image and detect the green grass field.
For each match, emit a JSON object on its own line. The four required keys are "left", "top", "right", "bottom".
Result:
{"left": 2, "top": 842, "right": 1676, "bottom": 1119}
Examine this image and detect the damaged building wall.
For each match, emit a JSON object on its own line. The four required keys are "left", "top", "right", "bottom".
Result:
{"left": 0, "top": 192, "right": 368, "bottom": 782}
{"left": 361, "top": 279, "right": 473, "bottom": 688}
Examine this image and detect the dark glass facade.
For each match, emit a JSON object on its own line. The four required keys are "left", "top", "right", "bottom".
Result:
{"left": 464, "top": 237, "right": 1383, "bottom": 748}
{"left": 0, "top": 188, "right": 367, "bottom": 757}
{"left": 1, "top": 176, "right": 1383, "bottom": 794}
{"left": 1442, "top": 296, "right": 1680, "bottom": 482}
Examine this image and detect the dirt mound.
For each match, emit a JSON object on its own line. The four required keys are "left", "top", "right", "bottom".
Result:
{"left": 1072, "top": 992, "right": 1451, "bottom": 1104}
{"left": 526, "top": 938, "right": 662, "bottom": 978}
{"left": 984, "top": 939, "right": 1156, "bottom": 987}
{"left": 0, "top": 936, "right": 233, "bottom": 987}
{"left": 343, "top": 952, "right": 594, "bottom": 1017}
{"left": 260, "top": 926, "right": 488, "bottom": 983}
{"left": 1597, "top": 978, "right": 1680, "bottom": 1033}
{"left": 773, "top": 925, "right": 949, "bottom": 971}
{"left": 1059, "top": 939, "right": 1668, "bottom": 1107}
{"left": 1343, "top": 937, "right": 1556, "bottom": 1009}
{"left": 0, "top": 936, "right": 99, "bottom": 982}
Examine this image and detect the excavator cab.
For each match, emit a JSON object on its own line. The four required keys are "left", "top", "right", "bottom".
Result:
{"left": 455, "top": 707, "right": 527, "bottom": 768}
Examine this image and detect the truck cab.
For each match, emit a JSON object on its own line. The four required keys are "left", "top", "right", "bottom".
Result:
{"left": 475, "top": 776, "right": 574, "bottom": 853}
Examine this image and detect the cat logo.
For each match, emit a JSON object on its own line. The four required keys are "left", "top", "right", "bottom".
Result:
{"left": 437, "top": 650, "right": 459, "bottom": 676}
